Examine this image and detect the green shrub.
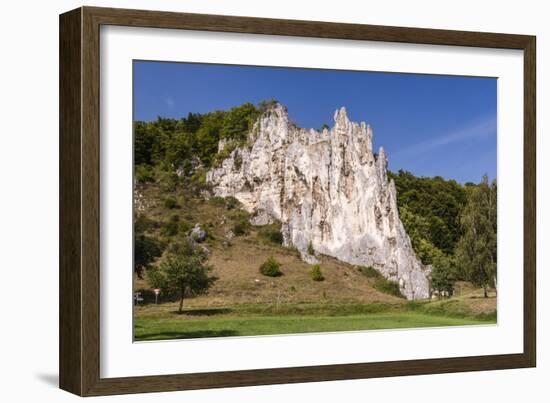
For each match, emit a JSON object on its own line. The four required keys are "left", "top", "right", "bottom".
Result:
{"left": 164, "top": 196, "right": 178, "bottom": 209}
{"left": 356, "top": 265, "right": 381, "bottom": 279}
{"left": 258, "top": 224, "right": 283, "bottom": 245}
{"left": 209, "top": 195, "right": 241, "bottom": 210}
{"left": 310, "top": 264, "right": 324, "bottom": 281}
{"left": 158, "top": 171, "right": 179, "bottom": 192}
{"left": 134, "top": 214, "right": 156, "bottom": 233}
{"left": 178, "top": 220, "right": 193, "bottom": 234}
{"left": 160, "top": 221, "right": 178, "bottom": 237}
{"left": 234, "top": 154, "right": 243, "bottom": 171}
{"left": 210, "top": 196, "right": 226, "bottom": 207}
{"left": 228, "top": 208, "right": 250, "bottom": 220}
{"left": 213, "top": 141, "right": 238, "bottom": 167}
{"left": 135, "top": 164, "right": 154, "bottom": 183}
{"left": 258, "top": 99, "right": 279, "bottom": 114}
{"left": 307, "top": 241, "right": 315, "bottom": 255}
{"left": 233, "top": 218, "right": 251, "bottom": 236}
{"left": 225, "top": 196, "right": 240, "bottom": 210}
{"left": 359, "top": 269, "right": 407, "bottom": 299}
{"left": 259, "top": 256, "right": 283, "bottom": 277}
{"left": 190, "top": 168, "right": 207, "bottom": 184}
{"left": 373, "top": 278, "right": 404, "bottom": 298}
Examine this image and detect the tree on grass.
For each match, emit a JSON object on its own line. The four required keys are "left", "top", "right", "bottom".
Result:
{"left": 147, "top": 239, "right": 217, "bottom": 313}
{"left": 430, "top": 254, "right": 457, "bottom": 297}
{"left": 456, "top": 175, "right": 497, "bottom": 298}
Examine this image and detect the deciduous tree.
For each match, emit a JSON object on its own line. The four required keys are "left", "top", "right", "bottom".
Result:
{"left": 456, "top": 175, "right": 497, "bottom": 297}
{"left": 147, "top": 240, "right": 217, "bottom": 313}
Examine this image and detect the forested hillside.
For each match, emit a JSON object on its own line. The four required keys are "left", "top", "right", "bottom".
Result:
{"left": 134, "top": 101, "right": 497, "bottom": 299}
{"left": 134, "top": 101, "right": 275, "bottom": 184}
{"left": 390, "top": 170, "right": 497, "bottom": 296}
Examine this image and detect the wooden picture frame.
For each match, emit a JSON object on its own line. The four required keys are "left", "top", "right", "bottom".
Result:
{"left": 59, "top": 6, "right": 536, "bottom": 396}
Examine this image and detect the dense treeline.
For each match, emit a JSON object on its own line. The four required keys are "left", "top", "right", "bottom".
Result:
{"left": 390, "top": 170, "right": 497, "bottom": 296}
{"left": 134, "top": 100, "right": 280, "bottom": 182}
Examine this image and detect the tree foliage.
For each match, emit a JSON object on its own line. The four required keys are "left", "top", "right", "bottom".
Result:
{"left": 134, "top": 214, "right": 163, "bottom": 278}
{"left": 134, "top": 234, "right": 162, "bottom": 278}
{"left": 258, "top": 223, "right": 284, "bottom": 245}
{"left": 259, "top": 256, "right": 283, "bottom": 277}
{"left": 147, "top": 239, "right": 217, "bottom": 313}
{"left": 134, "top": 102, "right": 261, "bottom": 175}
{"left": 429, "top": 251, "right": 457, "bottom": 296}
{"left": 307, "top": 241, "right": 315, "bottom": 255}
{"left": 390, "top": 170, "right": 467, "bottom": 254}
{"left": 455, "top": 176, "right": 497, "bottom": 297}
{"left": 220, "top": 103, "right": 259, "bottom": 142}
{"left": 310, "top": 264, "right": 324, "bottom": 281}
{"left": 391, "top": 170, "right": 496, "bottom": 297}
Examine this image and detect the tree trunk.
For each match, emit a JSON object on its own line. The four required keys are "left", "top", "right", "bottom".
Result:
{"left": 483, "top": 284, "right": 488, "bottom": 298}
{"left": 493, "top": 275, "right": 498, "bottom": 296}
{"left": 178, "top": 287, "right": 185, "bottom": 313}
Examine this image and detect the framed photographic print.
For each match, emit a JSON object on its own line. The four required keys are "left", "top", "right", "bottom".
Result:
{"left": 59, "top": 6, "right": 536, "bottom": 396}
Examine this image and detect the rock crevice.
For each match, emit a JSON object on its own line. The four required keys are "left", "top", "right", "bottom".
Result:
{"left": 206, "top": 104, "right": 430, "bottom": 299}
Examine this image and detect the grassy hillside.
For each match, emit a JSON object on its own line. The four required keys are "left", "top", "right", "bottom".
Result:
{"left": 133, "top": 177, "right": 496, "bottom": 341}
{"left": 134, "top": 178, "right": 406, "bottom": 306}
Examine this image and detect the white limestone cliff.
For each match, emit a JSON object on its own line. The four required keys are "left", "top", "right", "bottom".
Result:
{"left": 206, "top": 104, "right": 431, "bottom": 299}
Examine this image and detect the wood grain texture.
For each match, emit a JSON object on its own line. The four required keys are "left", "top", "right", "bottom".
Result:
{"left": 523, "top": 38, "right": 536, "bottom": 367}
{"left": 59, "top": 7, "right": 82, "bottom": 396}
{"left": 85, "top": 6, "right": 532, "bottom": 49}
{"left": 59, "top": 6, "right": 537, "bottom": 396}
{"left": 80, "top": 6, "right": 102, "bottom": 396}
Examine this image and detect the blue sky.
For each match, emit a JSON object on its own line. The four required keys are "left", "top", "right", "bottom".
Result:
{"left": 134, "top": 61, "right": 496, "bottom": 183}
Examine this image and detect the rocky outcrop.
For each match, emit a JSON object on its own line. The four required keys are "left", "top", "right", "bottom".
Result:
{"left": 206, "top": 104, "right": 430, "bottom": 299}
{"left": 190, "top": 224, "right": 207, "bottom": 243}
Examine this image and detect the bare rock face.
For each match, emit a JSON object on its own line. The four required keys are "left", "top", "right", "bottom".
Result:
{"left": 206, "top": 104, "right": 430, "bottom": 299}
{"left": 190, "top": 224, "right": 207, "bottom": 243}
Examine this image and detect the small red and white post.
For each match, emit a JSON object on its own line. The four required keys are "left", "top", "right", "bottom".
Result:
{"left": 153, "top": 288, "right": 160, "bottom": 304}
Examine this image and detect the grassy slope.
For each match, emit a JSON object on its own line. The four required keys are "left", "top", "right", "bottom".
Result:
{"left": 135, "top": 180, "right": 405, "bottom": 306}
{"left": 134, "top": 180, "right": 496, "bottom": 340}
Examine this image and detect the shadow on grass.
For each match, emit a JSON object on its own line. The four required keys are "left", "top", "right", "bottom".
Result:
{"left": 173, "top": 308, "right": 233, "bottom": 316}
{"left": 468, "top": 296, "right": 496, "bottom": 300}
{"left": 136, "top": 329, "right": 238, "bottom": 340}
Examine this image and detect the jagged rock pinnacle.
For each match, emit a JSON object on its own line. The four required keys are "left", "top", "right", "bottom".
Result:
{"left": 206, "top": 105, "right": 431, "bottom": 299}
{"left": 333, "top": 107, "right": 351, "bottom": 132}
